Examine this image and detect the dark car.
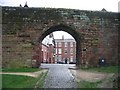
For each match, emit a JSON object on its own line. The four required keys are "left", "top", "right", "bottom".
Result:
{"left": 69, "top": 62, "right": 76, "bottom": 64}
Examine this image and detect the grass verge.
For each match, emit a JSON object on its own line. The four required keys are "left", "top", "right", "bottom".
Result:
{"left": 81, "top": 66, "right": 119, "bottom": 73}
{"left": 2, "top": 68, "right": 41, "bottom": 72}
{"left": 77, "top": 80, "right": 102, "bottom": 88}
{"left": 34, "top": 71, "right": 48, "bottom": 88}
{"left": 2, "top": 72, "right": 47, "bottom": 88}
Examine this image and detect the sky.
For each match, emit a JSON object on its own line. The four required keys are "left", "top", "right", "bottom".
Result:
{"left": 53, "top": 31, "right": 74, "bottom": 39}
{"left": 0, "top": 0, "right": 119, "bottom": 39}
{"left": 0, "top": 0, "right": 119, "bottom": 12}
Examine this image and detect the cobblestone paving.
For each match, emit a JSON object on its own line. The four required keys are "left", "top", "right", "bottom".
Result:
{"left": 40, "top": 64, "right": 77, "bottom": 88}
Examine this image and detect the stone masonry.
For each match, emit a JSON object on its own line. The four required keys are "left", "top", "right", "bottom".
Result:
{"left": 2, "top": 6, "right": 119, "bottom": 68}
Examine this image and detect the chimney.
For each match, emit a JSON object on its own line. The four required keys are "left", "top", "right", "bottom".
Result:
{"left": 62, "top": 35, "right": 64, "bottom": 40}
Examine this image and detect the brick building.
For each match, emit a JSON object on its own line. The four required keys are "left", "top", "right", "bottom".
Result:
{"left": 41, "top": 33, "right": 55, "bottom": 63}
{"left": 55, "top": 36, "right": 76, "bottom": 63}
{"left": 41, "top": 44, "right": 49, "bottom": 63}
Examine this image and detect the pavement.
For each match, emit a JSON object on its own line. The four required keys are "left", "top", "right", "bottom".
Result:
{"left": 40, "top": 64, "right": 77, "bottom": 88}
{"left": 0, "top": 69, "right": 48, "bottom": 78}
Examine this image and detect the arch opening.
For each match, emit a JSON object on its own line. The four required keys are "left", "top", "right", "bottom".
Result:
{"left": 39, "top": 24, "right": 80, "bottom": 43}
{"left": 37, "top": 24, "right": 81, "bottom": 67}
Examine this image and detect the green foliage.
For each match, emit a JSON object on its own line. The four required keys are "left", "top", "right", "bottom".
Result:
{"left": 81, "top": 66, "right": 119, "bottom": 73}
{"left": 2, "top": 68, "right": 41, "bottom": 72}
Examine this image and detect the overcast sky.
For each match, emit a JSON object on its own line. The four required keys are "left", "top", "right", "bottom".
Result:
{"left": 0, "top": 0, "right": 119, "bottom": 39}
{"left": 0, "top": 0, "right": 119, "bottom": 12}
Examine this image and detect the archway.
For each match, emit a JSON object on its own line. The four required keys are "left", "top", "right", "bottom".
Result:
{"left": 38, "top": 24, "right": 81, "bottom": 67}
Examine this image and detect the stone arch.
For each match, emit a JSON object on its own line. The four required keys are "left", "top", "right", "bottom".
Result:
{"left": 38, "top": 24, "right": 81, "bottom": 67}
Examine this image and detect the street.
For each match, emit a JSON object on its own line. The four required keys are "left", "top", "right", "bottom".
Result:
{"left": 40, "top": 64, "right": 77, "bottom": 88}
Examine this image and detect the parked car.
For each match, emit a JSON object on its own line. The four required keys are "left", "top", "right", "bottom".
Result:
{"left": 69, "top": 62, "right": 76, "bottom": 64}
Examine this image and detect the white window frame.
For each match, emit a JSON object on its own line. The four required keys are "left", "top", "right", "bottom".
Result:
{"left": 70, "top": 48, "right": 73, "bottom": 54}
{"left": 65, "top": 42, "right": 68, "bottom": 47}
{"left": 64, "top": 49, "right": 67, "bottom": 54}
{"left": 70, "top": 42, "right": 73, "bottom": 47}
{"left": 70, "top": 56, "right": 73, "bottom": 62}
{"left": 58, "top": 42, "right": 62, "bottom": 47}
{"left": 58, "top": 48, "right": 62, "bottom": 54}
{"left": 58, "top": 55, "right": 62, "bottom": 61}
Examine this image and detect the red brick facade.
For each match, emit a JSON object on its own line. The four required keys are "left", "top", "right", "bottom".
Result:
{"left": 48, "top": 44, "right": 55, "bottom": 63}
{"left": 41, "top": 33, "right": 55, "bottom": 63}
{"left": 55, "top": 36, "right": 76, "bottom": 63}
{"left": 41, "top": 44, "right": 49, "bottom": 63}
